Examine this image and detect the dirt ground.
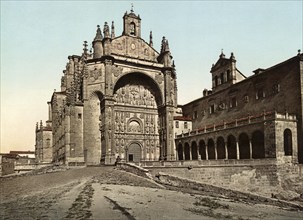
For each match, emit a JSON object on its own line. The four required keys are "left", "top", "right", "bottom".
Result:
{"left": 0, "top": 167, "right": 302, "bottom": 220}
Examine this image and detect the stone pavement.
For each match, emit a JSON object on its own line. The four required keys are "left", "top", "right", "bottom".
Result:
{"left": 0, "top": 167, "right": 302, "bottom": 219}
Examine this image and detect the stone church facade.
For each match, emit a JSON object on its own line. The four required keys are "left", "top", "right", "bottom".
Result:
{"left": 35, "top": 9, "right": 303, "bottom": 168}
{"left": 36, "top": 9, "right": 177, "bottom": 165}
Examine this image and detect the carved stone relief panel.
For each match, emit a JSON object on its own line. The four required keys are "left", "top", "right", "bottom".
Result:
{"left": 112, "top": 65, "right": 123, "bottom": 78}
{"left": 128, "top": 120, "right": 142, "bottom": 133}
{"left": 114, "top": 83, "right": 157, "bottom": 108}
{"left": 87, "top": 65, "right": 105, "bottom": 84}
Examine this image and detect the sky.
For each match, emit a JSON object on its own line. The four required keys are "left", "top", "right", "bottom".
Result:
{"left": 1, "top": 0, "right": 302, "bottom": 153}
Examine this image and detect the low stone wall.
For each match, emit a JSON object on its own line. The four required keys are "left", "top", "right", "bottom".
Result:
{"left": 155, "top": 172, "right": 303, "bottom": 211}
{"left": 15, "top": 163, "right": 52, "bottom": 172}
{"left": 147, "top": 160, "right": 282, "bottom": 197}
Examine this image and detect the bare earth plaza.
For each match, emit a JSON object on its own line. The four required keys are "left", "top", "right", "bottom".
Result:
{"left": 1, "top": 3, "right": 303, "bottom": 220}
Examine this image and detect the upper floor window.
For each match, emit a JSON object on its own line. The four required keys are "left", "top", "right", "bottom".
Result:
{"left": 256, "top": 88, "right": 265, "bottom": 100}
{"left": 184, "top": 122, "right": 188, "bottom": 129}
{"left": 210, "top": 104, "right": 215, "bottom": 114}
{"left": 272, "top": 84, "right": 280, "bottom": 94}
{"left": 193, "top": 111, "right": 198, "bottom": 119}
{"left": 175, "top": 121, "right": 179, "bottom": 128}
{"left": 227, "top": 70, "right": 231, "bottom": 81}
{"left": 230, "top": 97, "right": 237, "bottom": 108}
{"left": 220, "top": 72, "right": 224, "bottom": 84}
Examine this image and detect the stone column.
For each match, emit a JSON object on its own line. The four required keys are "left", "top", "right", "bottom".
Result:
{"left": 189, "top": 145, "right": 192, "bottom": 160}
{"left": 205, "top": 145, "right": 209, "bottom": 160}
{"left": 197, "top": 146, "right": 201, "bottom": 160}
{"left": 214, "top": 143, "right": 218, "bottom": 160}
{"left": 224, "top": 142, "right": 228, "bottom": 159}
{"left": 249, "top": 139, "right": 253, "bottom": 159}
{"left": 182, "top": 145, "right": 185, "bottom": 160}
{"left": 236, "top": 141, "right": 240, "bottom": 160}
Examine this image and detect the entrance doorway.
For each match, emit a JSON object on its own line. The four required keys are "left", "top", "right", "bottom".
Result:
{"left": 127, "top": 143, "right": 141, "bottom": 163}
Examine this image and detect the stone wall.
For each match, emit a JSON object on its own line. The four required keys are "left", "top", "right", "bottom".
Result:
{"left": 0, "top": 162, "right": 15, "bottom": 176}
{"left": 147, "top": 160, "right": 282, "bottom": 197}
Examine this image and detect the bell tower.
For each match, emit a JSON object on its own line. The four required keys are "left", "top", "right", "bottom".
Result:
{"left": 123, "top": 5, "right": 141, "bottom": 38}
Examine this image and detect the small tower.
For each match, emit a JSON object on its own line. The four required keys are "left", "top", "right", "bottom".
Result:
{"left": 210, "top": 51, "right": 245, "bottom": 93}
{"left": 92, "top": 25, "right": 103, "bottom": 58}
{"left": 123, "top": 5, "right": 141, "bottom": 37}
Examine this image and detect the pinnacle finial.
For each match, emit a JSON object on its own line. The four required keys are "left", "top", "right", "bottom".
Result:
{"left": 298, "top": 49, "right": 301, "bottom": 55}
{"left": 111, "top": 21, "right": 115, "bottom": 38}
{"left": 83, "top": 40, "right": 88, "bottom": 55}
{"left": 131, "top": 3, "right": 134, "bottom": 13}
{"left": 149, "top": 31, "right": 153, "bottom": 47}
{"left": 103, "top": 22, "right": 110, "bottom": 38}
{"left": 94, "top": 25, "right": 103, "bottom": 41}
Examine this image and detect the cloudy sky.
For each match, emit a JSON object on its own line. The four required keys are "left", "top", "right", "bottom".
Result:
{"left": 1, "top": 1, "right": 302, "bottom": 153}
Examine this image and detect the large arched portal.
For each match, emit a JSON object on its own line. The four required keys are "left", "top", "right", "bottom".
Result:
{"left": 112, "top": 72, "right": 164, "bottom": 163}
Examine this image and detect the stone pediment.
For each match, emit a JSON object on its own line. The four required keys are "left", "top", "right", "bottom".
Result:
{"left": 111, "top": 36, "right": 159, "bottom": 62}
{"left": 211, "top": 58, "right": 230, "bottom": 72}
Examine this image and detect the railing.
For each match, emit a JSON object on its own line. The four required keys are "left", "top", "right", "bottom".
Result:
{"left": 176, "top": 111, "right": 296, "bottom": 138}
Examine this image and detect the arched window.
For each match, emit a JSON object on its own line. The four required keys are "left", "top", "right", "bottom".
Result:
{"left": 178, "top": 144, "right": 183, "bottom": 160}
{"left": 216, "top": 137, "right": 225, "bottom": 159}
{"left": 130, "top": 22, "right": 136, "bottom": 35}
{"left": 284, "top": 129, "right": 292, "bottom": 156}
{"left": 191, "top": 142, "right": 198, "bottom": 160}
{"left": 199, "top": 140, "right": 206, "bottom": 160}
{"left": 207, "top": 139, "right": 215, "bottom": 160}
{"left": 215, "top": 76, "right": 218, "bottom": 87}
{"left": 184, "top": 143, "right": 190, "bottom": 160}
{"left": 252, "top": 130, "right": 265, "bottom": 159}
{"left": 239, "top": 133, "right": 250, "bottom": 159}
{"left": 227, "top": 135, "right": 237, "bottom": 159}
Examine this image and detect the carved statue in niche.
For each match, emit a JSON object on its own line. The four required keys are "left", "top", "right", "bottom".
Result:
{"left": 151, "top": 140, "right": 154, "bottom": 147}
{"left": 115, "top": 112, "right": 119, "bottom": 122}
{"left": 145, "top": 126, "right": 149, "bottom": 134}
